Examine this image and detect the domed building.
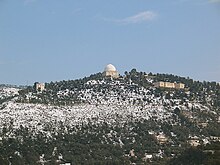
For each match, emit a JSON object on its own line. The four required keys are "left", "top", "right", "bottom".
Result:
{"left": 103, "top": 64, "right": 119, "bottom": 78}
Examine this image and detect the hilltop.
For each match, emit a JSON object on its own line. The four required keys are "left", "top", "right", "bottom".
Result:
{"left": 0, "top": 69, "right": 220, "bottom": 164}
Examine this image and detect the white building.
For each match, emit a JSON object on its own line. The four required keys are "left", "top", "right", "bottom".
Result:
{"left": 154, "top": 81, "right": 185, "bottom": 89}
{"left": 188, "top": 136, "right": 200, "bottom": 147}
{"left": 103, "top": 64, "right": 119, "bottom": 78}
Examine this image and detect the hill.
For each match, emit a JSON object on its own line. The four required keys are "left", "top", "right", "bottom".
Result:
{"left": 0, "top": 69, "right": 220, "bottom": 164}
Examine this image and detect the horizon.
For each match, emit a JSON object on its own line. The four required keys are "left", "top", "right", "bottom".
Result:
{"left": 1, "top": 0, "right": 220, "bottom": 85}
{"left": 1, "top": 65, "right": 219, "bottom": 86}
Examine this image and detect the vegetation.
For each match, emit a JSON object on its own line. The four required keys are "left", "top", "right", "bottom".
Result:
{"left": 170, "top": 142, "right": 220, "bottom": 165}
{"left": 16, "top": 69, "right": 220, "bottom": 110}
{"left": 0, "top": 120, "right": 166, "bottom": 165}
{"left": 1, "top": 69, "right": 220, "bottom": 164}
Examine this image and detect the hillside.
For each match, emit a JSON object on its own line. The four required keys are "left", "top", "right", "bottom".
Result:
{"left": 0, "top": 69, "right": 220, "bottom": 164}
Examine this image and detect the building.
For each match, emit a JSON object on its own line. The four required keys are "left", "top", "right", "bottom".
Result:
{"left": 175, "top": 83, "right": 185, "bottom": 89}
{"left": 103, "top": 64, "right": 119, "bottom": 78}
{"left": 198, "top": 122, "right": 208, "bottom": 128}
{"left": 156, "top": 134, "right": 168, "bottom": 144}
{"left": 153, "top": 81, "right": 185, "bottom": 89}
{"left": 129, "top": 149, "right": 136, "bottom": 157}
{"left": 210, "top": 136, "right": 220, "bottom": 142}
{"left": 188, "top": 139, "right": 200, "bottom": 147}
{"left": 188, "top": 136, "right": 200, "bottom": 147}
{"left": 34, "top": 82, "right": 45, "bottom": 92}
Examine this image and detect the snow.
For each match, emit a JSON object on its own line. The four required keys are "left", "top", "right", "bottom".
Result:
{"left": 0, "top": 80, "right": 215, "bottom": 136}
{"left": 0, "top": 102, "right": 174, "bottom": 134}
{"left": 0, "top": 87, "right": 19, "bottom": 99}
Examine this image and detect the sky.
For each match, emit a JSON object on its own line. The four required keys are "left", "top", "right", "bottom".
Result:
{"left": 0, "top": 0, "right": 220, "bottom": 85}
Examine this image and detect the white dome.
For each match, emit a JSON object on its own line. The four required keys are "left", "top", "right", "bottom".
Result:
{"left": 104, "top": 64, "right": 117, "bottom": 72}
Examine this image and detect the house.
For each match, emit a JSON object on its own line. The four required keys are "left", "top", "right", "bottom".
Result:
{"left": 198, "top": 122, "right": 208, "bottom": 128}
{"left": 156, "top": 134, "right": 168, "bottom": 144}
{"left": 188, "top": 139, "right": 200, "bottom": 147}
{"left": 188, "top": 136, "right": 200, "bottom": 147}
{"left": 129, "top": 149, "right": 136, "bottom": 157}
{"left": 142, "top": 154, "right": 153, "bottom": 162}
{"left": 210, "top": 136, "right": 220, "bottom": 142}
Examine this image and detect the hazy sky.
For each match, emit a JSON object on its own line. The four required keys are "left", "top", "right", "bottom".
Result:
{"left": 0, "top": 0, "right": 220, "bottom": 85}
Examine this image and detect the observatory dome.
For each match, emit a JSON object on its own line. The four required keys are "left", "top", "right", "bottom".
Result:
{"left": 104, "top": 64, "right": 117, "bottom": 72}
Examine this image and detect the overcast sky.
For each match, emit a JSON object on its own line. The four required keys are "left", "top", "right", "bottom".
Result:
{"left": 0, "top": 0, "right": 220, "bottom": 85}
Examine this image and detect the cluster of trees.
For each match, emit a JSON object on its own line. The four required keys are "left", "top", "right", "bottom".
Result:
{"left": 1, "top": 119, "right": 219, "bottom": 165}
{"left": 0, "top": 119, "right": 187, "bottom": 165}
{"left": 2, "top": 113, "right": 219, "bottom": 165}
{"left": 170, "top": 142, "right": 220, "bottom": 165}
{"left": 17, "top": 73, "right": 105, "bottom": 105}
{"left": 123, "top": 70, "right": 220, "bottom": 110}
{"left": 124, "top": 69, "right": 151, "bottom": 88}
{"left": 1, "top": 118, "right": 220, "bottom": 165}
{"left": 0, "top": 96, "right": 16, "bottom": 105}
{"left": 154, "top": 73, "right": 220, "bottom": 107}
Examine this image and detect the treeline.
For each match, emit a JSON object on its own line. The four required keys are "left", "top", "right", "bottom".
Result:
{"left": 16, "top": 69, "right": 220, "bottom": 109}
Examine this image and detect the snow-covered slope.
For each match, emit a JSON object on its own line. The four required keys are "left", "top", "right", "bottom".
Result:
{"left": 0, "top": 79, "right": 216, "bottom": 135}
{"left": 0, "top": 102, "right": 171, "bottom": 133}
{"left": 0, "top": 87, "right": 19, "bottom": 100}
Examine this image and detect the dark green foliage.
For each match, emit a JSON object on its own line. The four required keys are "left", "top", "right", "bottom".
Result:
{"left": 169, "top": 147, "right": 206, "bottom": 165}
{"left": 202, "top": 122, "right": 220, "bottom": 137}
{"left": 169, "top": 142, "right": 220, "bottom": 165}
{"left": 0, "top": 120, "right": 163, "bottom": 165}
